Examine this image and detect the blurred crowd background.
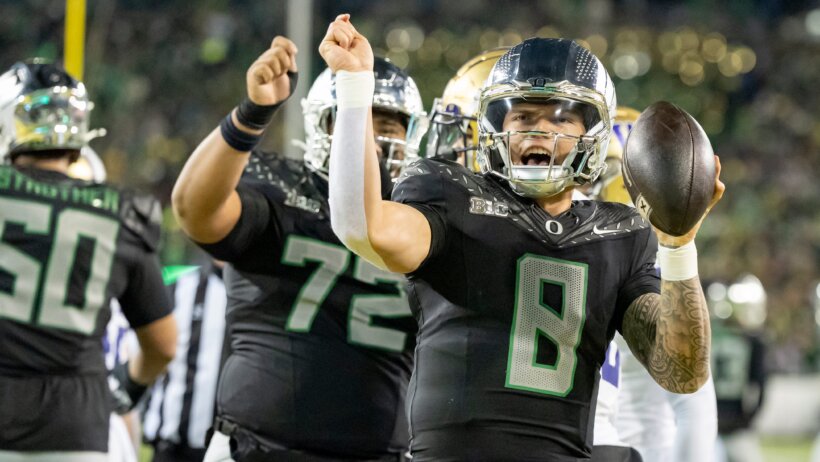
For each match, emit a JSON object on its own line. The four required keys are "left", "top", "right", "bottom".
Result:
{"left": 3, "top": 0, "right": 818, "bottom": 374}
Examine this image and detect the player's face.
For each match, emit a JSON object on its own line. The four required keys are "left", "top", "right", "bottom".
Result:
{"left": 502, "top": 101, "right": 586, "bottom": 166}
{"left": 373, "top": 110, "right": 408, "bottom": 177}
{"left": 325, "top": 110, "right": 408, "bottom": 177}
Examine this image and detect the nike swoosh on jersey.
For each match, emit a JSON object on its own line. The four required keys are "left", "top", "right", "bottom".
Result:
{"left": 592, "top": 225, "right": 624, "bottom": 236}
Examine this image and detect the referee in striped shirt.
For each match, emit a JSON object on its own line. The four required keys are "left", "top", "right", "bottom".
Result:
{"left": 142, "top": 262, "right": 227, "bottom": 462}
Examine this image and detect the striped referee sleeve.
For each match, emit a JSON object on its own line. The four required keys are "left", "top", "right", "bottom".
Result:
{"left": 142, "top": 266, "right": 227, "bottom": 449}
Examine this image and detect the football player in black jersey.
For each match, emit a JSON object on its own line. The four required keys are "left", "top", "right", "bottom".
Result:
{"left": 0, "top": 60, "right": 176, "bottom": 461}
{"left": 172, "top": 36, "right": 424, "bottom": 461}
{"left": 709, "top": 275, "right": 768, "bottom": 462}
{"left": 322, "top": 15, "right": 725, "bottom": 461}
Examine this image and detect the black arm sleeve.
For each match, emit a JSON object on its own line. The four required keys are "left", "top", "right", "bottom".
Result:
{"left": 196, "top": 182, "right": 281, "bottom": 263}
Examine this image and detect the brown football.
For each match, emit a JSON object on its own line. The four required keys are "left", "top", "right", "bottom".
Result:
{"left": 622, "top": 101, "right": 715, "bottom": 236}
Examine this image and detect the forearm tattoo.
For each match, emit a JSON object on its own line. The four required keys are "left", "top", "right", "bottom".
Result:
{"left": 622, "top": 278, "right": 711, "bottom": 393}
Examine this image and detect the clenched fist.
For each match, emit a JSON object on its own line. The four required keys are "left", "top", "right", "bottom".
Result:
{"left": 246, "top": 36, "right": 298, "bottom": 106}
{"left": 318, "top": 14, "right": 373, "bottom": 73}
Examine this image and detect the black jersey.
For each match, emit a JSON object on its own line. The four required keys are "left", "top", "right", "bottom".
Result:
{"left": 198, "top": 153, "right": 416, "bottom": 459}
{"left": 0, "top": 165, "right": 171, "bottom": 452}
{"left": 392, "top": 159, "right": 660, "bottom": 461}
{"left": 711, "top": 324, "right": 767, "bottom": 434}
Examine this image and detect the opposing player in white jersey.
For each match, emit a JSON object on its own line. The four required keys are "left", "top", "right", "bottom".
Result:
{"left": 615, "top": 334, "right": 718, "bottom": 462}
{"left": 591, "top": 340, "right": 648, "bottom": 462}
{"left": 103, "top": 300, "right": 139, "bottom": 462}
{"left": 590, "top": 107, "right": 718, "bottom": 462}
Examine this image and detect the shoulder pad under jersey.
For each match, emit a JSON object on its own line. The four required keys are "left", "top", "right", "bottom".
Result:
{"left": 119, "top": 190, "right": 163, "bottom": 252}
{"left": 398, "top": 158, "right": 490, "bottom": 191}
{"left": 243, "top": 150, "right": 328, "bottom": 213}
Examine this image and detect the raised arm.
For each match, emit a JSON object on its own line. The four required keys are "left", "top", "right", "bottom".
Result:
{"left": 320, "top": 14, "right": 430, "bottom": 274}
{"left": 622, "top": 156, "right": 725, "bottom": 394}
{"left": 172, "top": 37, "right": 297, "bottom": 243}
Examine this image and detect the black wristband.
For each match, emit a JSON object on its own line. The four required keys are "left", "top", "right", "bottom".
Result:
{"left": 287, "top": 70, "right": 298, "bottom": 95}
{"left": 220, "top": 113, "right": 261, "bottom": 152}
{"left": 111, "top": 361, "right": 148, "bottom": 413}
{"left": 236, "top": 99, "right": 280, "bottom": 130}
{"left": 235, "top": 71, "right": 299, "bottom": 130}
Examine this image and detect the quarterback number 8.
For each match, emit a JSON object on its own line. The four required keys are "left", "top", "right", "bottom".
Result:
{"left": 506, "top": 254, "right": 587, "bottom": 396}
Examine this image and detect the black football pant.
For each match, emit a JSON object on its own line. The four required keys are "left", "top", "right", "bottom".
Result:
{"left": 591, "top": 445, "right": 644, "bottom": 462}
{"left": 213, "top": 418, "right": 406, "bottom": 462}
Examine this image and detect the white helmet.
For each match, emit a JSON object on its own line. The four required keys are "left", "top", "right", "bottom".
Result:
{"left": 708, "top": 274, "right": 768, "bottom": 330}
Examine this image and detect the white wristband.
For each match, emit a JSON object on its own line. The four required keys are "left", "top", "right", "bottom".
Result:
{"left": 657, "top": 241, "right": 698, "bottom": 281}
{"left": 335, "top": 70, "right": 374, "bottom": 109}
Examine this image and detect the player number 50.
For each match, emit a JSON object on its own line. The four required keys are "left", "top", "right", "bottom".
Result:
{"left": 0, "top": 198, "right": 118, "bottom": 335}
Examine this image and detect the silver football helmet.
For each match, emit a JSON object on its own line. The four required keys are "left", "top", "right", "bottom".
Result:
{"left": 476, "top": 38, "right": 616, "bottom": 198}
{"left": 0, "top": 59, "right": 104, "bottom": 162}
{"left": 301, "top": 57, "right": 427, "bottom": 179}
{"left": 727, "top": 274, "right": 767, "bottom": 330}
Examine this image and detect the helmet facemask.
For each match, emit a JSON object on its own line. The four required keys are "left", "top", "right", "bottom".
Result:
{"left": 301, "top": 67, "right": 334, "bottom": 178}
{"left": 373, "top": 108, "right": 411, "bottom": 179}
{"left": 478, "top": 93, "right": 608, "bottom": 198}
{"left": 480, "top": 134, "right": 598, "bottom": 198}
{"left": 426, "top": 99, "right": 479, "bottom": 168}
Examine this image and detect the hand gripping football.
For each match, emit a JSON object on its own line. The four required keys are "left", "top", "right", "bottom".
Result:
{"left": 622, "top": 101, "right": 716, "bottom": 236}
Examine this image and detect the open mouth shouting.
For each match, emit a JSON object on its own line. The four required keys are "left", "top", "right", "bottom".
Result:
{"left": 520, "top": 151, "right": 553, "bottom": 166}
